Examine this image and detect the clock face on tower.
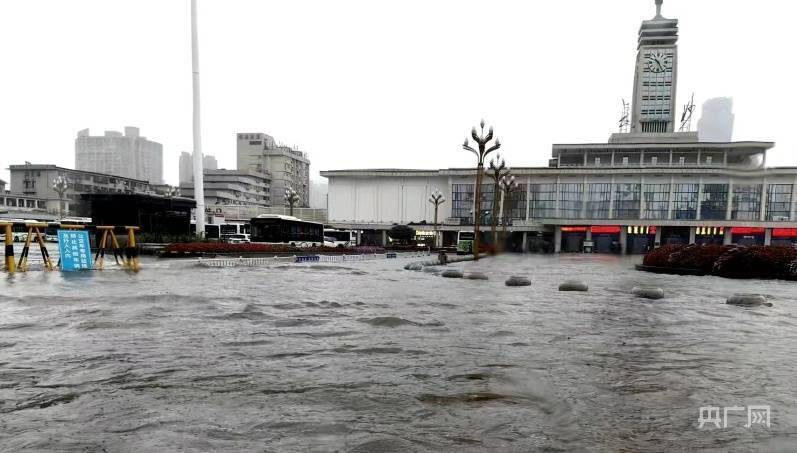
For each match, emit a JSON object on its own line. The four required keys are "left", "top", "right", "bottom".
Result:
{"left": 646, "top": 51, "right": 672, "bottom": 73}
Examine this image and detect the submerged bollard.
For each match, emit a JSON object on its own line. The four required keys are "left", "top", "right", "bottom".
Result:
{"left": 559, "top": 280, "right": 589, "bottom": 292}
{"left": 632, "top": 287, "right": 665, "bottom": 300}
{"left": 505, "top": 276, "right": 531, "bottom": 286}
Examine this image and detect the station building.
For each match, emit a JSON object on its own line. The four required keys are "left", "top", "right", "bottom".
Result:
{"left": 321, "top": 1, "right": 797, "bottom": 253}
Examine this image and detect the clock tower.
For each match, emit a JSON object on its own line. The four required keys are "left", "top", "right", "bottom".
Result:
{"left": 631, "top": 0, "right": 679, "bottom": 134}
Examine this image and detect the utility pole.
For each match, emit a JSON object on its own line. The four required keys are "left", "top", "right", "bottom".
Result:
{"left": 191, "top": 0, "right": 206, "bottom": 238}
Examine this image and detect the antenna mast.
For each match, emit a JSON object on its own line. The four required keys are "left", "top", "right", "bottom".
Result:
{"left": 679, "top": 93, "right": 696, "bottom": 132}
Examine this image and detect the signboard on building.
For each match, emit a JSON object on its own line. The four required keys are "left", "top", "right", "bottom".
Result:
{"left": 57, "top": 230, "right": 93, "bottom": 271}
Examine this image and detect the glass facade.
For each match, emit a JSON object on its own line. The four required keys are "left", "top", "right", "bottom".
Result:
{"left": 643, "top": 184, "right": 670, "bottom": 220}
{"left": 766, "top": 184, "right": 792, "bottom": 221}
{"left": 614, "top": 183, "right": 641, "bottom": 219}
{"left": 505, "top": 184, "right": 527, "bottom": 221}
{"left": 586, "top": 183, "right": 611, "bottom": 219}
{"left": 559, "top": 183, "right": 584, "bottom": 219}
{"left": 701, "top": 184, "right": 728, "bottom": 220}
{"left": 451, "top": 184, "right": 474, "bottom": 224}
{"left": 672, "top": 183, "right": 698, "bottom": 220}
{"left": 732, "top": 184, "right": 762, "bottom": 221}
{"left": 529, "top": 184, "right": 557, "bottom": 219}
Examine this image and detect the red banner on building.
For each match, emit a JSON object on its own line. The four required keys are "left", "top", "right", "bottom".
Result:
{"left": 772, "top": 228, "right": 797, "bottom": 238}
{"left": 730, "top": 227, "right": 765, "bottom": 235}
{"left": 591, "top": 226, "right": 621, "bottom": 234}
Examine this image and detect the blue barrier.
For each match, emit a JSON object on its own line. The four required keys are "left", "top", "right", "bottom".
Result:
{"left": 297, "top": 255, "right": 321, "bottom": 263}
{"left": 386, "top": 252, "right": 397, "bottom": 259}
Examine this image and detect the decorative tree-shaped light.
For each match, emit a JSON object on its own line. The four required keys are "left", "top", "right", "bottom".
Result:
{"left": 462, "top": 120, "right": 501, "bottom": 260}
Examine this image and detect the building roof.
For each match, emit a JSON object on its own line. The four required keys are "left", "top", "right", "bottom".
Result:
{"left": 8, "top": 164, "right": 149, "bottom": 184}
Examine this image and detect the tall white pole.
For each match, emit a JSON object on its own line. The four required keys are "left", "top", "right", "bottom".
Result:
{"left": 191, "top": 0, "right": 206, "bottom": 237}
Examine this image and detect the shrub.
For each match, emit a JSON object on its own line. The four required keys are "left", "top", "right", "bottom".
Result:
{"left": 642, "top": 244, "right": 684, "bottom": 267}
{"left": 713, "top": 246, "right": 797, "bottom": 280}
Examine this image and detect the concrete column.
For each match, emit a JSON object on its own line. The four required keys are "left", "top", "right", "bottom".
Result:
{"left": 581, "top": 176, "right": 588, "bottom": 219}
{"left": 583, "top": 152, "right": 588, "bottom": 167}
{"left": 666, "top": 176, "right": 675, "bottom": 220}
{"left": 381, "top": 229, "right": 387, "bottom": 246}
{"left": 639, "top": 176, "right": 646, "bottom": 220}
{"left": 764, "top": 228, "right": 772, "bottom": 246}
{"left": 654, "top": 227, "right": 662, "bottom": 246}
{"left": 723, "top": 151, "right": 728, "bottom": 167}
{"left": 586, "top": 227, "right": 592, "bottom": 241}
{"left": 790, "top": 177, "right": 797, "bottom": 221}
{"left": 555, "top": 176, "right": 561, "bottom": 218}
{"left": 726, "top": 181, "right": 734, "bottom": 220}
{"left": 640, "top": 150, "right": 645, "bottom": 167}
{"left": 611, "top": 151, "right": 615, "bottom": 167}
{"left": 522, "top": 231, "right": 528, "bottom": 253}
{"left": 608, "top": 176, "right": 616, "bottom": 219}
{"left": 723, "top": 228, "right": 733, "bottom": 245}
{"left": 525, "top": 176, "right": 532, "bottom": 222}
{"left": 696, "top": 177, "right": 704, "bottom": 221}
{"left": 759, "top": 179, "right": 768, "bottom": 222}
{"left": 669, "top": 150, "right": 673, "bottom": 166}
{"left": 689, "top": 227, "right": 697, "bottom": 245}
{"left": 620, "top": 227, "right": 628, "bottom": 255}
{"left": 554, "top": 226, "right": 562, "bottom": 253}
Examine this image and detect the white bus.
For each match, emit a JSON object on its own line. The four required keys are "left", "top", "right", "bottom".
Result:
{"left": 323, "top": 229, "right": 358, "bottom": 248}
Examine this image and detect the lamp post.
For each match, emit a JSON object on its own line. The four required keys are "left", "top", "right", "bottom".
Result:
{"left": 500, "top": 174, "right": 518, "bottom": 249}
{"left": 285, "top": 187, "right": 300, "bottom": 217}
{"left": 428, "top": 188, "right": 445, "bottom": 248}
{"left": 462, "top": 120, "right": 501, "bottom": 261}
{"left": 486, "top": 153, "right": 510, "bottom": 248}
{"left": 52, "top": 176, "right": 69, "bottom": 219}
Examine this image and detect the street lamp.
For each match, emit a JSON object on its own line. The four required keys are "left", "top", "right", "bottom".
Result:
{"left": 285, "top": 187, "right": 300, "bottom": 217}
{"left": 500, "top": 174, "right": 518, "bottom": 248}
{"left": 52, "top": 175, "right": 69, "bottom": 219}
{"left": 428, "top": 188, "right": 445, "bottom": 248}
{"left": 462, "top": 120, "right": 501, "bottom": 260}
{"left": 486, "top": 153, "right": 510, "bottom": 248}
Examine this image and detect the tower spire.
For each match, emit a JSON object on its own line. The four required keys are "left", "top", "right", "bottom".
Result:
{"left": 655, "top": 0, "right": 664, "bottom": 19}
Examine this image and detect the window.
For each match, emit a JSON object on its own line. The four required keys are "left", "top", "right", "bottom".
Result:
{"left": 614, "top": 183, "right": 641, "bottom": 219}
{"left": 594, "top": 157, "right": 601, "bottom": 166}
{"left": 672, "top": 183, "right": 698, "bottom": 220}
{"left": 679, "top": 156, "right": 685, "bottom": 165}
{"left": 529, "top": 184, "right": 557, "bottom": 219}
{"left": 451, "top": 184, "right": 474, "bottom": 224}
{"left": 706, "top": 156, "right": 713, "bottom": 164}
{"left": 505, "top": 184, "right": 527, "bottom": 221}
{"left": 651, "top": 156, "right": 658, "bottom": 165}
{"left": 766, "top": 184, "right": 792, "bottom": 221}
{"left": 559, "top": 183, "right": 584, "bottom": 219}
{"left": 586, "top": 183, "right": 611, "bottom": 219}
{"left": 622, "top": 157, "right": 629, "bottom": 166}
{"left": 643, "top": 184, "right": 671, "bottom": 220}
{"left": 701, "top": 184, "right": 728, "bottom": 220}
{"left": 732, "top": 184, "right": 762, "bottom": 220}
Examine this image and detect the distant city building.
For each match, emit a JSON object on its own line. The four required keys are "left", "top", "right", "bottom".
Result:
{"left": 8, "top": 163, "right": 152, "bottom": 217}
{"left": 322, "top": 1, "right": 791, "bottom": 253}
{"left": 698, "top": 97, "right": 735, "bottom": 142}
{"left": 75, "top": 126, "right": 163, "bottom": 184}
{"left": 178, "top": 151, "right": 218, "bottom": 185}
{"left": 236, "top": 132, "right": 310, "bottom": 208}
{"left": 0, "top": 179, "right": 6, "bottom": 192}
{"left": 179, "top": 169, "right": 271, "bottom": 207}
{"left": 309, "top": 180, "right": 328, "bottom": 209}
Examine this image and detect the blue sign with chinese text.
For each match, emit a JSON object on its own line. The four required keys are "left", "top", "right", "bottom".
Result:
{"left": 57, "top": 230, "right": 93, "bottom": 271}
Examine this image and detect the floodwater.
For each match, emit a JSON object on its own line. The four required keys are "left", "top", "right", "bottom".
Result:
{"left": 1, "top": 254, "right": 796, "bottom": 452}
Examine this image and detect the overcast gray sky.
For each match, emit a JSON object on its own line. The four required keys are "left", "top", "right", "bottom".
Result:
{"left": 1, "top": 0, "right": 794, "bottom": 188}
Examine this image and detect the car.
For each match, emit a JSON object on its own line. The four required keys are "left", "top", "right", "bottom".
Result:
{"left": 224, "top": 233, "right": 250, "bottom": 244}
{"left": 0, "top": 232, "right": 28, "bottom": 243}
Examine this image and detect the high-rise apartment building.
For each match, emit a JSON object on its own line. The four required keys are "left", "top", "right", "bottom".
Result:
{"left": 236, "top": 132, "right": 310, "bottom": 207}
{"left": 75, "top": 127, "right": 163, "bottom": 184}
{"left": 179, "top": 151, "right": 218, "bottom": 185}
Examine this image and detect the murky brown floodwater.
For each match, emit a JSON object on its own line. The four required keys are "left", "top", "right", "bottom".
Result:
{"left": 1, "top": 254, "right": 796, "bottom": 452}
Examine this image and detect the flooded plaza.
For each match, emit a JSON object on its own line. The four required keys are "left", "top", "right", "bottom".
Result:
{"left": 1, "top": 254, "right": 796, "bottom": 452}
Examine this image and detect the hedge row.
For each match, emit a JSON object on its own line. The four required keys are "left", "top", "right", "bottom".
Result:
{"left": 642, "top": 244, "right": 797, "bottom": 280}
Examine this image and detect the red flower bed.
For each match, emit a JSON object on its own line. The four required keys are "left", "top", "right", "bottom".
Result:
{"left": 163, "top": 242, "right": 379, "bottom": 255}
{"left": 642, "top": 244, "right": 797, "bottom": 280}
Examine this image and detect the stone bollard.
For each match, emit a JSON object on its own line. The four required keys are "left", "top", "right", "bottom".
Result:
{"left": 726, "top": 294, "right": 773, "bottom": 307}
{"left": 404, "top": 262, "right": 423, "bottom": 271}
{"left": 441, "top": 269, "right": 464, "bottom": 279}
{"left": 559, "top": 280, "right": 588, "bottom": 292}
{"left": 632, "top": 287, "right": 665, "bottom": 300}
{"left": 466, "top": 272, "right": 489, "bottom": 280}
{"left": 505, "top": 276, "right": 531, "bottom": 287}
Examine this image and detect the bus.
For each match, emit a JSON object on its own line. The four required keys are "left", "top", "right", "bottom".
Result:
{"left": 189, "top": 221, "right": 250, "bottom": 241}
{"left": 0, "top": 219, "right": 37, "bottom": 243}
{"left": 45, "top": 217, "right": 92, "bottom": 242}
{"left": 456, "top": 230, "right": 475, "bottom": 254}
{"left": 250, "top": 215, "right": 324, "bottom": 246}
{"left": 323, "top": 228, "right": 357, "bottom": 248}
